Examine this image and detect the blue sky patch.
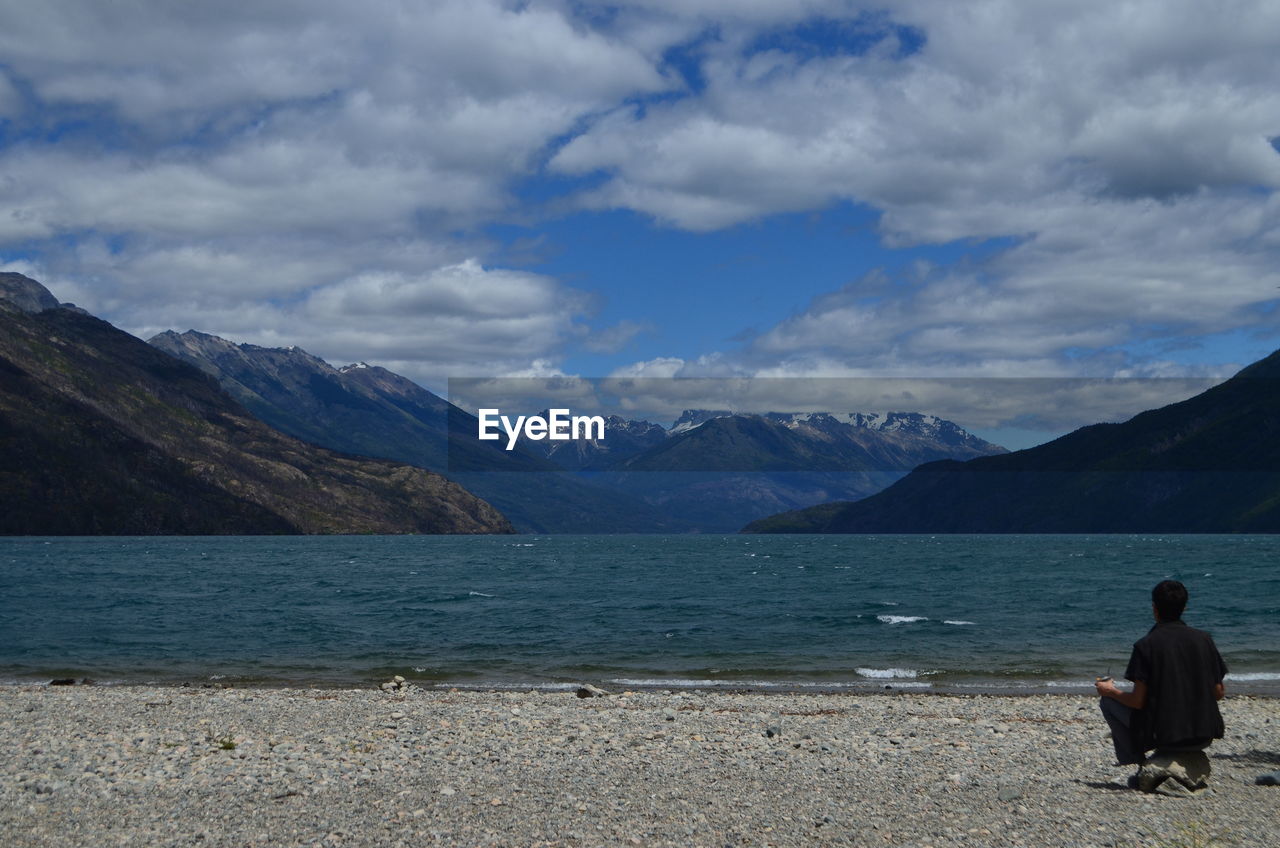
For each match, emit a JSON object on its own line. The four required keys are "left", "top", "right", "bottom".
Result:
{"left": 746, "top": 14, "right": 926, "bottom": 62}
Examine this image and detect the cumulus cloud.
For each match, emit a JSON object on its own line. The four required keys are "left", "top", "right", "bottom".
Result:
{"left": 0, "top": 1, "right": 666, "bottom": 242}
{"left": 2, "top": 0, "right": 1279, "bottom": 395}
{"left": 608, "top": 356, "right": 691, "bottom": 379}
{"left": 0, "top": 0, "right": 671, "bottom": 374}
{"left": 111, "top": 259, "right": 589, "bottom": 381}
{"left": 554, "top": 1, "right": 1280, "bottom": 234}
{"left": 747, "top": 193, "right": 1280, "bottom": 374}
{"left": 553, "top": 0, "right": 1280, "bottom": 383}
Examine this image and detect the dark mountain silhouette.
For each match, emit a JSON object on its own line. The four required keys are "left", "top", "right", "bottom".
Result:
{"left": 745, "top": 351, "right": 1280, "bottom": 533}
{"left": 0, "top": 275, "right": 512, "bottom": 535}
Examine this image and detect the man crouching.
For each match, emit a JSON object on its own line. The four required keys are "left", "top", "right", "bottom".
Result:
{"left": 1096, "top": 580, "right": 1227, "bottom": 792}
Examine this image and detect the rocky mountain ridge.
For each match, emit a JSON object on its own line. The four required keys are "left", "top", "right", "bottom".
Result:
{"left": 672, "top": 408, "right": 983, "bottom": 444}
{"left": 507, "top": 406, "right": 1006, "bottom": 530}
{"left": 0, "top": 276, "right": 513, "bottom": 535}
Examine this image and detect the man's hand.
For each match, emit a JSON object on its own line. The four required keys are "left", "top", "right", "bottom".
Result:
{"left": 1097, "top": 678, "right": 1147, "bottom": 710}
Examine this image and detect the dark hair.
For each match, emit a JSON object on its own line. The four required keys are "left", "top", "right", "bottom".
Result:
{"left": 1152, "top": 580, "right": 1188, "bottom": 621}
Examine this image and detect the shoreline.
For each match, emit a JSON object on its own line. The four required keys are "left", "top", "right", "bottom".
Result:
{"left": 4, "top": 684, "right": 1278, "bottom": 847}
{"left": 6, "top": 674, "right": 1279, "bottom": 699}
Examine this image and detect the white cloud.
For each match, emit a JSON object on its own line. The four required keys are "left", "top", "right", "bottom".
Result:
{"left": 550, "top": 0, "right": 1280, "bottom": 379}
{"left": 3, "top": 0, "right": 1280, "bottom": 389}
{"left": 0, "top": 0, "right": 667, "bottom": 244}
{"left": 111, "top": 258, "right": 589, "bottom": 380}
{"left": 0, "top": 0, "right": 672, "bottom": 377}
{"left": 554, "top": 2, "right": 1280, "bottom": 234}
{"left": 742, "top": 195, "right": 1280, "bottom": 378}
{"left": 608, "top": 356, "right": 689, "bottom": 379}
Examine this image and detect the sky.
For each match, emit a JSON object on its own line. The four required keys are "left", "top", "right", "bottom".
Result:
{"left": 1, "top": 1, "right": 1278, "bottom": 446}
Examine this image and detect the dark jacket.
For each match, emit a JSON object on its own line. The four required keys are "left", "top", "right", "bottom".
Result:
{"left": 1125, "top": 620, "right": 1227, "bottom": 751}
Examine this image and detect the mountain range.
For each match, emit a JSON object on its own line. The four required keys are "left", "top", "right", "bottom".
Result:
{"left": 550, "top": 409, "right": 1005, "bottom": 531}
{"left": 152, "top": 329, "right": 1007, "bottom": 532}
{"left": 0, "top": 274, "right": 512, "bottom": 535}
{"left": 150, "top": 330, "right": 692, "bottom": 533}
{"left": 602, "top": 409, "right": 1000, "bottom": 473}
{"left": 13, "top": 266, "right": 1270, "bottom": 535}
{"left": 745, "top": 349, "right": 1280, "bottom": 533}
{"left": 0, "top": 271, "right": 1014, "bottom": 534}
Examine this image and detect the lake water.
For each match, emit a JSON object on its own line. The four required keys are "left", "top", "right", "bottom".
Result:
{"left": 1, "top": 534, "right": 1276, "bottom": 693}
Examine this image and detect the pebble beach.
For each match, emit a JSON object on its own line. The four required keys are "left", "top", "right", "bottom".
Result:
{"left": 2, "top": 684, "right": 1277, "bottom": 848}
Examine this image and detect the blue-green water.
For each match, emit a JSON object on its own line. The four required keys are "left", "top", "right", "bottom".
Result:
{"left": 1, "top": 534, "right": 1276, "bottom": 693}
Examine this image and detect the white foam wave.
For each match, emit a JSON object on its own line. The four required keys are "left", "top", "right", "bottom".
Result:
{"left": 877, "top": 615, "right": 927, "bottom": 624}
{"left": 943, "top": 620, "right": 976, "bottom": 626}
{"left": 1225, "top": 672, "right": 1280, "bottom": 681}
{"left": 468, "top": 591, "right": 494, "bottom": 598}
{"left": 856, "top": 667, "right": 919, "bottom": 679}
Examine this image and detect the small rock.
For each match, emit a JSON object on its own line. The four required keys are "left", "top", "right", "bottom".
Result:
{"left": 576, "top": 684, "right": 609, "bottom": 698}
{"left": 1255, "top": 771, "right": 1280, "bottom": 786}
{"left": 996, "top": 782, "right": 1022, "bottom": 802}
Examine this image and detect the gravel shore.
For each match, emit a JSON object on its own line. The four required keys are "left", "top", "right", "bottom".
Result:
{"left": 2, "top": 684, "right": 1276, "bottom": 847}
